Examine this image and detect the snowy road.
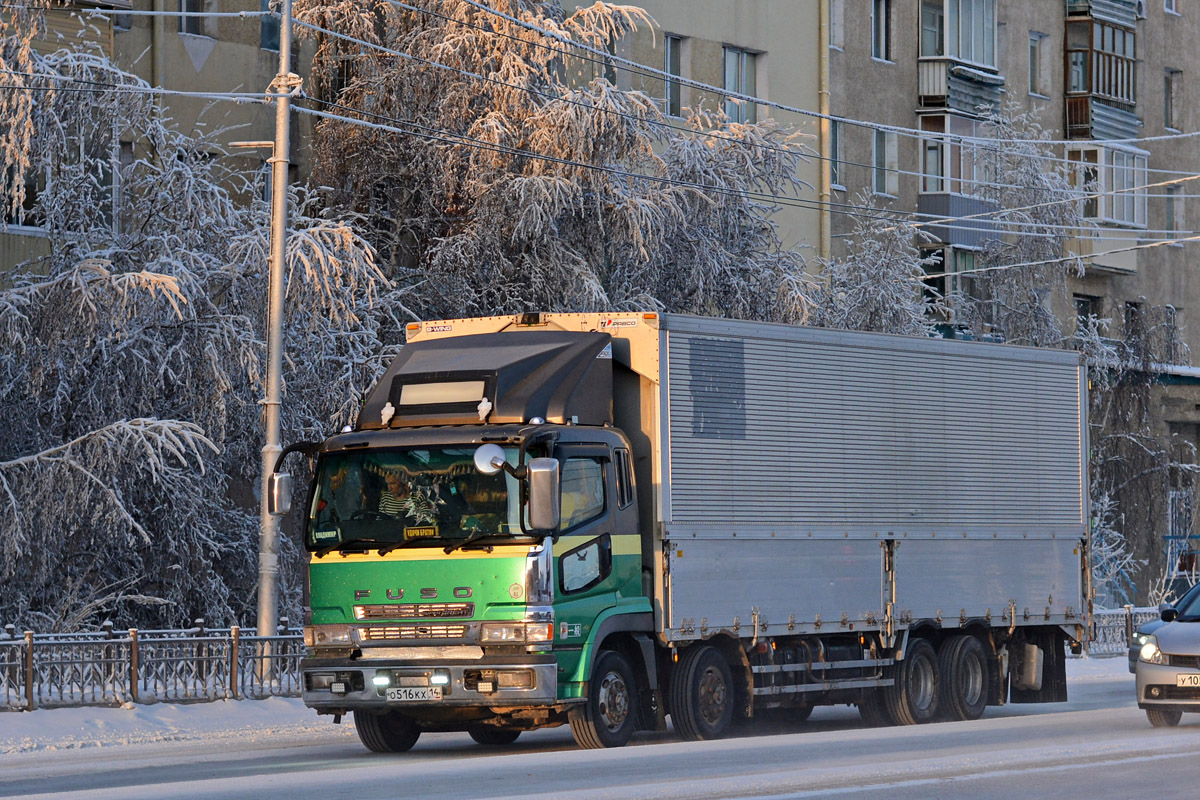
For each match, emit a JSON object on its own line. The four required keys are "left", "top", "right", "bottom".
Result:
{"left": 4, "top": 659, "right": 1199, "bottom": 799}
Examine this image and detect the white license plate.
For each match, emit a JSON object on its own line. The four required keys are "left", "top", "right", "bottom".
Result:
{"left": 386, "top": 686, "right": 443, "bottom": 702}
{"left": 1177, "top": 674, "right": 1200, "bottom": 688}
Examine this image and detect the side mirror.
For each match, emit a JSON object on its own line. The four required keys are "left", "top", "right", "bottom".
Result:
{"left": 269, "top": 472, "right": 294, "bottom": 516}
{"left": 526, "top": 458, "right": 560, "bottom": 532}
{"left": 1161, "top": 605, "right": 1178, "bottom": 623}
{"left": 473, "top": 443, "right": 507, "bottom": 476}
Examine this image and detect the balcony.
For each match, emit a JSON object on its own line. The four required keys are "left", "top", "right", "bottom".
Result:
{"left": 918, "top": 58, "right": 1004, "bottom": 112}
{"left": 1065, "top": 226, "right": 1138, "bottom": 274}
{"left": 917, "top": 194, "right": 999, "bottom": 249}
{"left": 1064, "top": 94, "right": 1140, "bottom": 140}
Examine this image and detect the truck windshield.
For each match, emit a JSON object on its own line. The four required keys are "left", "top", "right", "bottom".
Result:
{"left": 306, "top": 446, "right": 525, "bottom": 551}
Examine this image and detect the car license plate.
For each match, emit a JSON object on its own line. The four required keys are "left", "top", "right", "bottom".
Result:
{"left": 386, "top": 686, "right": 443, "bottom": 702}
{"left": 1176, "top": 674, "right": 1200, "bottom": 688}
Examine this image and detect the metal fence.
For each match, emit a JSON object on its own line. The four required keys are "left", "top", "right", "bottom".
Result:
{"left": 1090, "top": 606, "right": 1159, "bottom": 656}
{"left": 0, "top": 621, "right": 304, "bottom": 711}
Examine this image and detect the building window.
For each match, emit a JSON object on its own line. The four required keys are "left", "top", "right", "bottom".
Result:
{"left": 664, "top": 35, "right": 682, "bottom": 117}
{"left": 1029, "top": 33, "right": 1047, "bottom": 95}
{"left": 921, "top": 0, "right": 944, "bottom": 57}
{"left": 1066, "top": 20, "right": 1135, "bottom": 106}
{"left": 1074, "top": 294, "right": 1100, "bottom": 328}
{"left": 919, "top": 114, "right": 978, "bottom": 195}
{"left": 1165, "top": 185, "right": 1182, "bottom": 238}
{"left": 873, "top": 129, "right": 897, "bottom": 195}
{"left": 1165, "top": 68, "right": 1181, "bottom": 130}
{"left": 1069, "top": 146, "right": 1147, "bottom": 227}
{"left": 261, "top": 0, "right": 280, "bottom": 51}
{"left": 871, "top": 0, "right": 891, "bottom": 61}
{"left": 177, "top": 0, "right": 213, "bottom": 38}
{"left": 722, "top": 46, "right": 757, "bottom": 124}
{"left": 830, "top": 120, "right": 842, "bottom": 188}
{"left": 1165, "top": 0, "right": 1178, "bottom": 14}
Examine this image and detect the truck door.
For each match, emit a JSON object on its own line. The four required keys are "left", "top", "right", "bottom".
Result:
{"left": 552, "top": 447, "right": 620, "bottom": 662}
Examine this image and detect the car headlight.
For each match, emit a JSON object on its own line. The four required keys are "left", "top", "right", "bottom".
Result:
{"left": 1140, "top": 637, "right": 1167, "bottom": 665}
{"left": 1133, "top": 632, "right": 1151, "bottom": 647}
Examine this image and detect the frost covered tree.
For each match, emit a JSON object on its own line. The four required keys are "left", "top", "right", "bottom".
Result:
{"left": 951, "top": 106, "right": 1082, "bottom": 347}
{"left": 293, "top": 0, "right": 813, "bottom": 322}
{"left": 0, "top": 7, "right": 385, "bottom": 630}
{"left": 809, "top": 194, "right": 942, "bottom": 337}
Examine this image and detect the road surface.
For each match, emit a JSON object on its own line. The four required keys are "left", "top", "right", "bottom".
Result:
{"left": 5, "top": 666, "right": 1198, "bottom": 799}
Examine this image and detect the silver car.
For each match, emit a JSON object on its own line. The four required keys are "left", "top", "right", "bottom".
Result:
{"left": 1136, "top": 582, "right": 1200, "bottom": 727}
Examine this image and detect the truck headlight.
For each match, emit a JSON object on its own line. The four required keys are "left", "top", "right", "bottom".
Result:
{"left": 306, "top": 624, "right": 353, "bottom": 648}
{"left": 480, "top": 622, "right": 555, "bottom": 643}
{"left": 1140, "top": 637, "right": 1167, "bottom": 665}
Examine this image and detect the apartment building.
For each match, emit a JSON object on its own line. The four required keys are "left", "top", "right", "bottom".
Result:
{"left": 827, "top": 0, "right": 1199, "bottom": 599}
{"left": 610, "top": 0, "right": 826, "bottom": 255}
{"left": 2, "top": 1, "right": 305, "bottom": 269}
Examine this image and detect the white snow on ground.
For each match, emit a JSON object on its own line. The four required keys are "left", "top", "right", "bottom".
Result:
{"left": 0, "top": 656, "right": 1131, "bottom": 755}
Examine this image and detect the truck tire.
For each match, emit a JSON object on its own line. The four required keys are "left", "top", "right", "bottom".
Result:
{"left": 885, "top": 638, "right": 939, "bottom": 725}
{"left": 1146, "top": 707, "right": 1183, "bottom": 728}
{"left": 353, "top": 710, "right": 421, "bottom": 753}
{"left": 857, "top": 690, "right": 895, "bottom": 727}
{"left": 569, "top": 650, "right": 638, "bottom": 749}
{"left": 670, "top": 645, "right": 735, "bottom": 741}
{"left": 938, "top": 635, "right": 989, "bottom": 721}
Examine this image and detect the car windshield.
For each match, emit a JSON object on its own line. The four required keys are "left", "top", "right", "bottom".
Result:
{"left": 1176, "top": 584, "right": 1200, "bottom": 622}
{"left": 306, "top": 446, "right": 525, "bottom": 551}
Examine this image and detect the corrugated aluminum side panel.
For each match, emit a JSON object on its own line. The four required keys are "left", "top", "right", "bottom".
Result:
{"left": 660, "top": 315, "right": 1085, "bottom": 538}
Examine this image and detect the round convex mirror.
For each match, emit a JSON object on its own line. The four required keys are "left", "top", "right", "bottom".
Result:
{"left": 473, "top": 443, "right": 507, "bottom": 475}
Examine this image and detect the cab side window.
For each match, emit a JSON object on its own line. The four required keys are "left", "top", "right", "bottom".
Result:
{"left": 560, "top": 534, "right": 612, "bottom": 593}
{"left": 559, "top": 457, "right": 605, "bottom": 531}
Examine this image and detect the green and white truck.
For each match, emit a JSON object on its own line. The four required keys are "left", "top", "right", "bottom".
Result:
{"left": 271, "top": 312, "right": 1089, "bottom": 751}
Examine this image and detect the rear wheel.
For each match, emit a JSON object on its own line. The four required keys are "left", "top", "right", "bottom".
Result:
{"left": 938, "top": 635, "right": 989, "bottom": 722}
{"left": 857, "top": 690, "right": 894, "bottom": 727}
{"left": 468, "top": 727, "right": 521, "bottom": 746}
{"left": 670, "top": 645, "right": 735, "bottom": 741}
{"left": 1146, "top": 707, "right": 1183, "bottom": 728}
{"left": 569, "top": 650, "right": 638, "bottom": 749}
{"left": 353, "top": 710, "right": 421, "bottom": 753}
{"left": 885, "top": 638, "right": 939, "bottom": 725}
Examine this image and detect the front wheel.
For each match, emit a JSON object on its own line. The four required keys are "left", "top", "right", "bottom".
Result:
{"left": 569, "top": 650, "right": 638, "bottom": 749}
{"left": 1146, "top": 707, "right": 1183, "bottom": 728}
{"left": 354, "top": 710, "right": 421, "bottom": 753}
{"left": 670, "top": 645, "right": 735, "bottom": 741}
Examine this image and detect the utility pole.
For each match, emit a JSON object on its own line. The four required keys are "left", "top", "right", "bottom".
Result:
{"left": 257, "top": 0, "right": 297, "bottom": 646}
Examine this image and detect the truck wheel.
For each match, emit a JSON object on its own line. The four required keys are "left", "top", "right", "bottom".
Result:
{"left": 670, "top": 645, "right": 734, "bottom": 741}
{"left": 353, "top": 710, "right": 421, "bottom": 753}
{"left": 569, "top": 650, "right": 638, "bottom": 749}
{"left": 938, "top": 635, "right": 989, "bottom": 721}
{"left": 1146, "top": 707, "right": 1183, "bottom": 728}
{"left": 468, "top": 727, "right": 522, "bottom": 746}
{"left": 885, "top": 638, "right": 939, "bottom": 725}
{"left": 857, "top": 690, "right": 895, "bottom": 727}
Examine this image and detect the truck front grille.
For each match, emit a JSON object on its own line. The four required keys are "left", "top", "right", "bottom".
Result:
{"left": 355, "top": 603, "right": 474, "bottom": 620}
{"left": 359, "top": 624, "right": 468, "bottom": 641}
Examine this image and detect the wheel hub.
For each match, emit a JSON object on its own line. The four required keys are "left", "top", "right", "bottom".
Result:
{"left": 596, "top": 669, "right": 630, "bottom": 731}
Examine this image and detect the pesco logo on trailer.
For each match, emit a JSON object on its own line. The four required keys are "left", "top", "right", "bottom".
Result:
{"left": 600, "top": 318, "right": 637, "bottom": 328}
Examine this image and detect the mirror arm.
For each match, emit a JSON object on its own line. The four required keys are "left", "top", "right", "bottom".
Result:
{"left": 273, "top": 440, "right": 321, "bottom": 473}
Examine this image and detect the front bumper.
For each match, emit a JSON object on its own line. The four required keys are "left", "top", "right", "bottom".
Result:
{"left": 1135, "top": 657, "right": 1200, "bottom": 711}
{"left": 300, "top": 653, "right": 559, "bottom": 711}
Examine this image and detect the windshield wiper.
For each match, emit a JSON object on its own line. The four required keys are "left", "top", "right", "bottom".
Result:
{"left": 314, "top": 538, "right": 379, "bottom": 558}
{"left": 375, "top": 539, "right": 426, "bottom": 557}
{"left": 443, "top": 530, "right": 511, "bottom": 554}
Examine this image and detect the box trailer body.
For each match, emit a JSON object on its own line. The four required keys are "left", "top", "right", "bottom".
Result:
{"left": 283, "top": 312, "right": 1088, "bottom": 751}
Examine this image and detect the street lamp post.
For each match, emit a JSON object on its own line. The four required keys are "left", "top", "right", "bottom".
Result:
{"left": 235, "top": 0, "right": 297, "bottom": 647}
